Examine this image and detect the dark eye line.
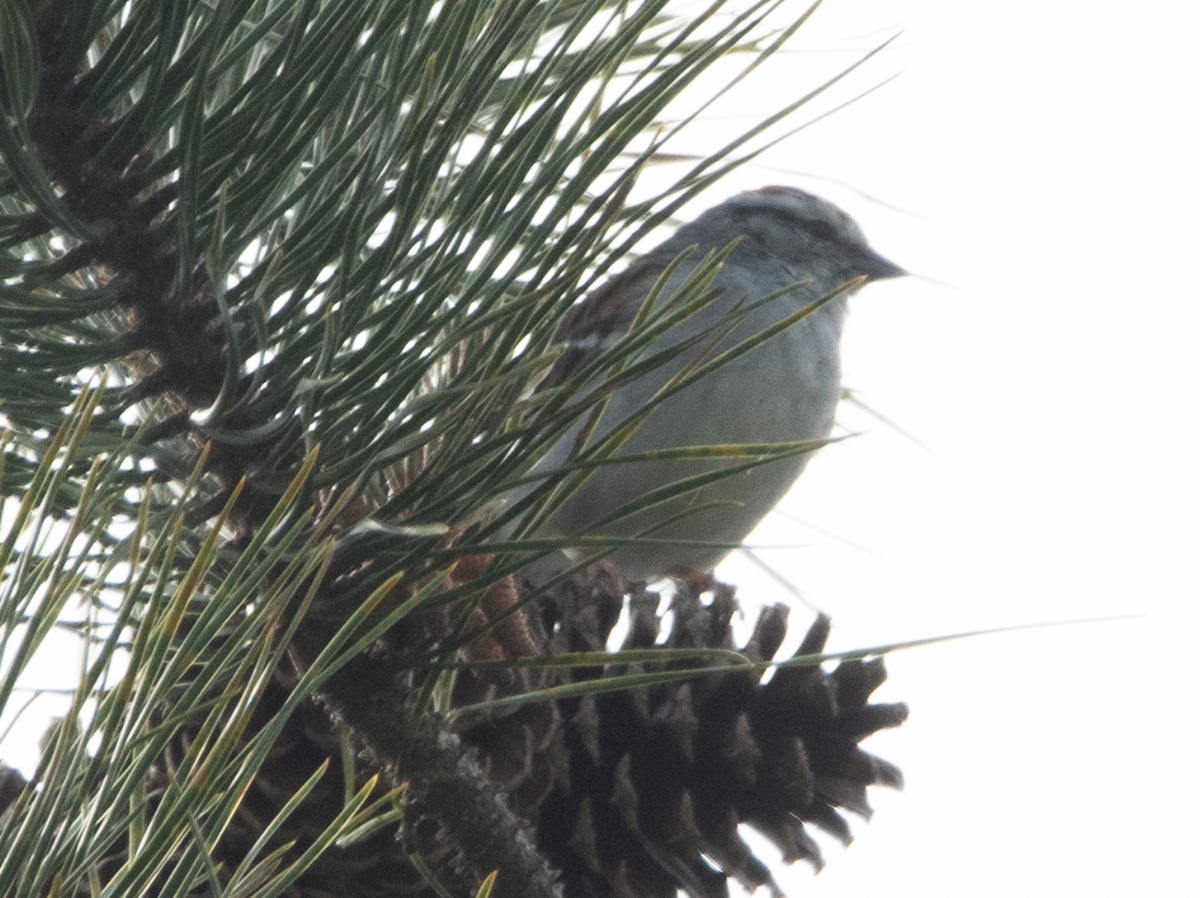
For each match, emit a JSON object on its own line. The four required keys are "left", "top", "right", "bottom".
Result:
{"left": 740, "top": 208, "right": 843, "bottom": 249}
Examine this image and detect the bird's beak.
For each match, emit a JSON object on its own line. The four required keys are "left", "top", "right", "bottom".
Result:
{"left": 859, "top": 250, "right": 907, "bottom": 282}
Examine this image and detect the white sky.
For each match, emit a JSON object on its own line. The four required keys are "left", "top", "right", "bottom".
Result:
{"left": 3, "top": 2, "right": 1197, "bottom": 896}
{"left": 654, "top": 1, "right": 1198, "bottom": 895}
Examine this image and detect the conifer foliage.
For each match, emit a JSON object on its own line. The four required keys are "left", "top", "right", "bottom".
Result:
{"left": 0, "top": 2, "right": 905, "bottom": 895}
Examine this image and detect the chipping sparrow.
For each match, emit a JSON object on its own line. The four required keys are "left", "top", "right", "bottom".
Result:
{"left": 528, "top": 186, "right": 905, "bottom": 583}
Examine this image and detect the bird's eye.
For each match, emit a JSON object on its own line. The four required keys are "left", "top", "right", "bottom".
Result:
{"left": 760, "top": 207, "right": 842, "bottom": 246}
{"left": 796, "top": 219, "right": 840, "bottom": 244}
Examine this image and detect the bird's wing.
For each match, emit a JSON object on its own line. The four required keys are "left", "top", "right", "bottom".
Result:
{"left": 541, "top": 252, "right": 678, "bottom": 391}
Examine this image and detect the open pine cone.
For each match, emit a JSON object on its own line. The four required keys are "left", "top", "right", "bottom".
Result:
{"left": 499, "top": 570, "right": 908, "bottom": 898}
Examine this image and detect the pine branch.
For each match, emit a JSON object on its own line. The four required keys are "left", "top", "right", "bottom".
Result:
{"left": 0, "top": 2, "right": 909, "bottom": 896}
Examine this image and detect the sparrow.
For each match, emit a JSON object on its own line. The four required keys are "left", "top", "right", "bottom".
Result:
{"left": 526, "top": 186, "right": 906, "bottom": 584}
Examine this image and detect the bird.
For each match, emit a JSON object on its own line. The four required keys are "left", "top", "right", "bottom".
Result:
{"left": 521, "top": 186, "right": 906, "bottom": 585}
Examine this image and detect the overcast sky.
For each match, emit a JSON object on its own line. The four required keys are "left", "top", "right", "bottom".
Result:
{"left": 652, "top": 1, "right": 1198, "bottom": 895}
{"left": 2, "top": 3, "right": 1196, "bottom": 895}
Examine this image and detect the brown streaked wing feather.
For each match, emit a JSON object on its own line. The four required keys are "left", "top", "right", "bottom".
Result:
{"left": 542, "top": 253, "right": 675, "bottom": 390}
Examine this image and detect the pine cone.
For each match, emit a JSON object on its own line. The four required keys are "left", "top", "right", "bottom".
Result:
{"left": 528, "top": 572, "right": 908, "bottom": 898}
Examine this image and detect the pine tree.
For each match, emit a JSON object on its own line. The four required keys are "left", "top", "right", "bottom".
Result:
{"left": 0, "top": 2, "right": 906, "bottom": 895}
